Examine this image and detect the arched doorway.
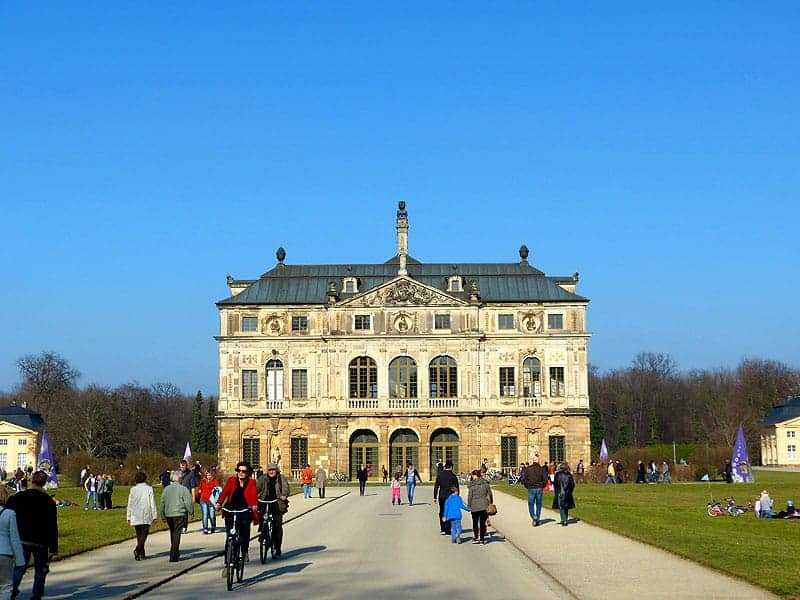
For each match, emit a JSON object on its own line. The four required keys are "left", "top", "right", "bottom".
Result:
{"left": 349, "top": 429, "right": 379, "bottom": 481}
{"left": 430, "top": 428, "right": 459, "bottom": 477}
{"left": 389, "top": 429, "right": 419, "bottom": 476}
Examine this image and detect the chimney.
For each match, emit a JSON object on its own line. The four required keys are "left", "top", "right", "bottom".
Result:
{"left": 396, "top": 201, "right": 409, "bottom": 276}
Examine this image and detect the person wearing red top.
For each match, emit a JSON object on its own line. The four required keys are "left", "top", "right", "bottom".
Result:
{"left": 300, "top": 464, "right": 314, "bottom": 498}
{"left": 198, "top": 471, "right": 221, "bottom": 534}
{"left": 215, "top": 461, "right": 259, "bottom": 562}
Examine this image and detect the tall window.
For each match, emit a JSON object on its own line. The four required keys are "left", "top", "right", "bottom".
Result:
{"left": 291, "top": 316, "right": 308, "bottom": 332}
{"left": 242, "top": 436, "right": 260, "bottom": 466}
{"left": 16, "top": 454, "right": 26, "bottom": 468}
{"left": 0, "top": 439, "right": 6, "bottom": 446}
{"left": 291, "top": 437, "right": 308, "bottom": 470}
{"left": 499, "top": 367, "right": 515, "bottom": 396}
{"left": 17, "top": 439, "right": 26, "bottom": 446}
{"left": 354, "top": 315, "right": 371, "bottom": 330}
{"left": 389, "top": 356, "right": 417, "bottom": 398}
{"left": 788, "top": 444, "right": 797, "bottom": 460}
{"left": 0, "top": 453, "right": 6, "bottom": 467}
{"left": 434, "top": 314, "right": 451, "bottom": 330}
{"left": 292, "top": 369, "right": 308, "bottom": 399}
{"left": 266, "top": 359, "right": 284, "bottom": 401}
{"left": 522, "top": 357, "right": 542, "bottom": 396}
{"left": 241, "top": 316, "right": 258, "bottom": 332}
{"left": 548, "top": 314, "right": 563, "bottom": 330}
{"left": 501, "top": 436, "right": 518, "bottom": 471}
{"left": 549, "top": 367, "right": 565, "bottom": 397}
{"left": 498, "top": 314, "right": 514, "bottom": 329}
{"left": 349, "top": 356, "right": 378, "bottom": 398}
{"left": 429, "top": 356, "right": 457, "bottom": 398}
{"left": 242, "top": 370, "right": 258, "bottom": 400}
{"left": 548, "top": 436, "right": 566, "bottom": 464}
{"left": 788, "top": 431, "right": 796, "bottom": 438}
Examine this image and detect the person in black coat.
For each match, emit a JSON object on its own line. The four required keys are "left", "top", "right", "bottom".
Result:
{"left": 433, "top": 461, "right": 459, "bottom": 534}
{"left": 636, "top": 460, "right": 646, "bottom": 484}
{"left": 552, "top": 463, "right": 576, "bottom": 526}
{"left": 356, "top": 464, "right": 369, "bottom": 496}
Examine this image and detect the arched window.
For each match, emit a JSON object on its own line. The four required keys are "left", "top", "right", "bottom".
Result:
{"left": 266, "top": 359, "right": 284, "bottom": 401}
{"left": 242, "top": 431, "right": 260, "bottom": 467}
{"left": 522, "top": 357, "right": 541, "bottom": 397}
{"left": 390, "top": 428, "right": 419, "bottom": 475}
{"left": 429, "top": 356, "right": 457, "bottom": 398}
{"left": 349, "top": 356, "right": 378, "bottom": 398}
{"left": 388, "top": 356, "right": 417, "bottom": 398}
{"left": 350, "top": 429, "right": 379, "bottom": 480}
{"left": 430, "top": 428, "right": 459, "bottom": 475}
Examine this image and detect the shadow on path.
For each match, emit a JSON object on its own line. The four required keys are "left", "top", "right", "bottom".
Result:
{"left": 237, "top": 562, "right": 312, "bottom": 589}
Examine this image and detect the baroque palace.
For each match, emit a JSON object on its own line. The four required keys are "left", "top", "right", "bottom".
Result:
{"left": 216, "top": 203, "right": 591, "bottom": 480}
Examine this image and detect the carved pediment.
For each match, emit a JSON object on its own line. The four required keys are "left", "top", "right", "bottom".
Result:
{"left": 340, "top": 277, "right": 467, "bottom": 307}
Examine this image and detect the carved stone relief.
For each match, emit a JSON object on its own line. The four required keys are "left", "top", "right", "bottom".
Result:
{"left": 262, "top": 313, "right": 285, "bottom": 336}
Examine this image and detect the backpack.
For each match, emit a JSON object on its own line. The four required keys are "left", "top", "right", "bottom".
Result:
{"left": 210, "top": 485, "right": 222, "bottom": 504}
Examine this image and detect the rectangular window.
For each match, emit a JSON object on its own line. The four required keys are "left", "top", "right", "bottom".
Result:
{"left": 549, "top": 367, "right": 565, "bottom": 397}
{"left": 291, "top": 316, "right": 308, "bottom": 332}
{"left": 788, "top": 444, "right": 797, "bottom": 460}
{"left": 434, "top": 314, "right": 451, "bottom": 330}
{"left": 344, "top": 279, "right": 357, "bottom": 293}
{"left": 242, "top": 438, "right": 260, "bottom": 466}
{"left": 292, "top": 369, "right": 308, "bottom": 399}
{"left": 291, "top": 437, "right": 308, "bottom": 471}
{"left": 241, "top": 316, "right": 258, "bottom": 332}
{"left": 17, "top": 453, "right": 26, "bottom": 468}
{"left": 242, "top": 369, "right": 258, "bottom": 400}
{"left": 17, "top": 439, "right": 26, "bottom": 446}
{"left": 0, "top": 440, "right": 7, "bottom": 446}
{"left": 548, "top": 436, "right": 566, "bottom": 464}
{"left": 788, "top": 431, "right": 796, "bottom": 438}
{"left": 449, "top": 278, "right": 461, "bottom": 292}
{"left": 501, "top": 436, "right": 518, "bottom": 471}
{"left": 0, "top": 453, "right": 5, "bottom": 467}
{"left": 354, "top": 315, "right": 371, "bottom": 330}
{"left": 499, "top": 367, "right": 515, "bottom": 397}
{"left": 548, "top": 314, "right": 563, "bottom": 330}
{"left": 498, "top": 314, "right": 514, "bottom": 329}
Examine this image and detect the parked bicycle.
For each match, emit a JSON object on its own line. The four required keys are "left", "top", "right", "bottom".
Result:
{"left": 222, "top": 507, "right": 250, "bottom": 591}
{"left": 329, "top": 471, "right": 348, "bottom": 482}
{"left": 258, "top": 498, "right": 279, "bottom": 564}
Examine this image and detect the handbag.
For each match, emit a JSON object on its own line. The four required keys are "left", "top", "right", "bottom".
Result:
{"left": 487, "top": 503, "right": 498, "bottom": 516}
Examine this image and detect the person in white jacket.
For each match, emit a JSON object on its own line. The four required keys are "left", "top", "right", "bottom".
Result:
{"left": 0, "top": 486, "right": 25, "bottom": 598}
{"left": 127, "top": 471, "right": 158, "bottom": 560}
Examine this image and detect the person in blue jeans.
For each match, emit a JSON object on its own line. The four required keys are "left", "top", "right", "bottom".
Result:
{"left": 442, "top": 486, "right": 471, "bottom": 543}
{"left": 83, "top": 473, "right": 98, "bottom": 510}
{"left": 403, "top": 462, "right": 422, "bottom": 506}
{"left": 520, "top": 456, "right": 548, "bottom": 526}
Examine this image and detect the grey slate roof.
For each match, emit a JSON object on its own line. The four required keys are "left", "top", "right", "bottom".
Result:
{"left": 763, "top": 396, "right": 800, "bottom": 426}
{"left": 0, "top": 405, "right": 45, "bottom": 432}
{"left": 218, "top": 257, "right": 587, "bottom": 306}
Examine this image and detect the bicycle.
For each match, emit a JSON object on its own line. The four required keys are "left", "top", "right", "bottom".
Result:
{"left": 221, "top": 507, "right": 250, "bottom": 591}
{"left": 258, "top": 498, "right": 279, "bottom": 564}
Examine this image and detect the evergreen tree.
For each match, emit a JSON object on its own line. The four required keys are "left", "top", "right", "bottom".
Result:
{"left": 618, "top": 421, "right": 631, "bottom": 448}
{"left": 590, "top": 401, "right": 605, "bottom": 452}
{"left": 191, "top": 390, "right": 205, "bottom": 452}
{"left": 204, "top": 399, "right": 218, "bottom": 455}
{"left": 646, "top": 412, "right": 660, "bottom": 446}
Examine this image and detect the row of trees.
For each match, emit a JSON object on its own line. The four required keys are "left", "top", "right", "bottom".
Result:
{"left": 590, "top": 353, "right": 800, "bottom": 458}
{"left": 2, "top": 351, "right": 213, "bottom": 459}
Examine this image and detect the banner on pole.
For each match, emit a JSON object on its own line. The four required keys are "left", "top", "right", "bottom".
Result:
{"left": 731, "top": 425, "right": 754, "bottom": 483}
{"left": 599, "top": 439, "right": 609, "bottom": 462}
{"left": 183, "top": 442, "right": 192, "bottom": 462}
{"left": 37, "top": 430, "right": 59, "bottom": 489}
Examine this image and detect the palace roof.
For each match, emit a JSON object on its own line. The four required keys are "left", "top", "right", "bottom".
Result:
{"left": 763, "top": 396, "right": 800, "bottom": 426}
{"left": 0, "top": 405, "right": 45, "bottom": 432}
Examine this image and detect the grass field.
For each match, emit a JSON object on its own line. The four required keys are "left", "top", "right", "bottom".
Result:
{"left": 499, "top": 470, "right": 800, "bottom": 598}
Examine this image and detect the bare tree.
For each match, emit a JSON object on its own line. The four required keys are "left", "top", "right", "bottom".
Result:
{"left": 15, "top": 351, "right": 80, "bottom": 414}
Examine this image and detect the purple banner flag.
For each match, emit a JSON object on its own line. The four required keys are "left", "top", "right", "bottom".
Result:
{"left": 37, "top": 430, "right": 59, "bottom": 489}
{"left": 599, "top": 439, "right": 609, "bottom": 462}
{"left": 731, "top": 424, "right": 754, "bottom": 484}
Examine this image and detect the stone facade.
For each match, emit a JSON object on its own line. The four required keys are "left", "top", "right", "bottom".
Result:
{"left": 216, "top": 203, "right": 591, "bottom": 480}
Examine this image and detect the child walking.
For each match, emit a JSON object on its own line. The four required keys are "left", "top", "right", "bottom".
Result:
{"left": 391, "top": 473, "right": 402, "bottom": 505}
{"left": 442, "top": 486, "right": 471, "bottom": 543}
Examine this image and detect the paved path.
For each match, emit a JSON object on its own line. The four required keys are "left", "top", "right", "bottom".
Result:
{"left": 21, "top": 485, "right": 777, "bottom": 599}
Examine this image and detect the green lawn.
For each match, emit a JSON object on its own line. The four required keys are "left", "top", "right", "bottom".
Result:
{"left": 499, "top": 471, "right": 800, "bottom": 598}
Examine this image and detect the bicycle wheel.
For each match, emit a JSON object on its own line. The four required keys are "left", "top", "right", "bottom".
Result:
{"left": 225, "top": 538, "right": 236, "bottom": 591}
{"left": 236, "top": 541, "right": 245, "bottom": 582}
{"left": 269, "top": 519, "right": 277, "bottom": 558}
{"left": 259, "top": 524, "right": 270, "bottom": 564}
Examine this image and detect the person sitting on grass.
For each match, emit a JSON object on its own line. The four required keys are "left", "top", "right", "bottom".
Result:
{"left": 758, "top": 491, "right": 776, "bottom": 518}
{"left": 777, "top": 499, "right": 799, "bottom": 519}
{"left": 442, "top": 486, "right": 471, "bottom": 544}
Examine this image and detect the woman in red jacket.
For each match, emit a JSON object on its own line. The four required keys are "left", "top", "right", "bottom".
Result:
{"left": 214, "top": 461, "right": 259, "bottom": 562}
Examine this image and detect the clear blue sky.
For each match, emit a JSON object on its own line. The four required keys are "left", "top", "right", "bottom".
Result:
{"left": 2, "top": 4, "right": 798, "bottom": 396}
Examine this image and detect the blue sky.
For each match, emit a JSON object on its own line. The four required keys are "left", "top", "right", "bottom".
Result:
{"left": 2, "top": 4, "right": 798, "bottom": 396}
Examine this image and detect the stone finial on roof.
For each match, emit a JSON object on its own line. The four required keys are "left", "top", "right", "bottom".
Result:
{"left": 469, "top": 279, "right": 481, "bottom": 303}
{"left": 397, "top": 200, "right": 407, "bottom": 219}
{"left": 397, "top": 201, "right": 409, "bottom": 276}
{"left": 226, "top": 274, "right": 234, "bottom": 285}
{"left": 519, "top": 245, "right": 529, "bottom": 265}
{"left": 276, "top": 247, "right": 286, "bottom": 267}
{"left": 574, "top": 271, "right": 580, "bottom": 282}
{"left": 327, "top": 280, "right": 338, "bottom": 304}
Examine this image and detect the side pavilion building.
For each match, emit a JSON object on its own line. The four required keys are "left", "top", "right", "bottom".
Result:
{"left": 216, "top": 203, "right": 591, "bottom": 480}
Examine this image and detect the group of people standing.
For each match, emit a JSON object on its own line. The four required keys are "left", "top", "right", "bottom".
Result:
{"left": 299, "top": 464, "right": 328, "bottom": 499}
{"left": 82, "top": 472, "right": 114, "bottom": 510}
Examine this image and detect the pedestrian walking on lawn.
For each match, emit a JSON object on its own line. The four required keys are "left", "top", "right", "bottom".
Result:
{"left": 7, "top": 470, "right": 58, "bottom": 600}
{"left": 315, "top": 466, "right": 328, "bottom": 499}
{"left": 660, "top": 461, "right": 671, "bottom": 483}
{"left": 0, "top": 486, "right": 25, "bottom": 599}
{"left": 433, "top": 461, "right": 459, "bottom": 535}
{"left": 84, "top": 473, "right": 98, "bottom": 510}
{"left": 404, "top": 461, "right": 422, "bottom": 506}
{"left": 160, "top": 474, "right": 195, "bottom": 562}
{"left": 520, "top": 455, "right": 548, "bottom": 527}
{"left": 442, "top": 487, "right": 471, "bottom": 543}
{"left": 552, "top": 463, "right": 576, "bottom": 526}
{"left": 467, "top": 470, "right": 493, "bottom": 544}
{"left": 127, "top": 471, "right": 157, "bottom": 560}
{"left": 636, "top": 460, "right": 646, "bottom": 484}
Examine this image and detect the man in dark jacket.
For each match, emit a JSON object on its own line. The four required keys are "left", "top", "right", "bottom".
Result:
{"left": 520, "top": 455, "right": 548, "bottom": 526}
{"left": 256, "top": 464, "right": 290, "bottom": 558}
{"left": 8, "top": 470, "right": 58, "bottom": 600}
{"left": 433, "top": 461, "right": 459, "bottom": 535}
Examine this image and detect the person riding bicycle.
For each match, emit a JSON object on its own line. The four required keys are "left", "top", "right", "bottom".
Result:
{"left": 256, "top": 463, "right": 290, "bottom": 558}
{"left": 215, "top": 461, "right": 259, "bottom": 563}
